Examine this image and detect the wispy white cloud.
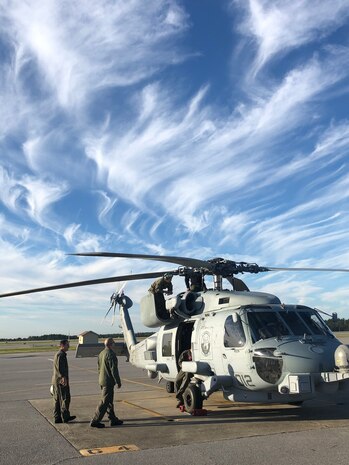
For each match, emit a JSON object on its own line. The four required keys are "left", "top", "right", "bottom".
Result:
{"left": 0, "top": 213, "right": 30, "bottom": 244}
{"left": 0, "top": 166, "right": 69, "bottom": 227}
{"left": 245, "top": 172, "right": 349, "bottom": 264}
{"left": 96, "top": 191, "right": 118, "bottom": 230}
{"left": 2, "top": 0, "right": 189, "bottom": 108}
{"left": 257, "top": 275, "right": 322, "bottom": 304}
{"left": 84, "top": 47, "right": 349, "bottom": 234}
{"left": 63, "top": 223, "right": 106, "bottom": 251}
{"left": 236, "top": 0, "right": 349, "bottom": 73}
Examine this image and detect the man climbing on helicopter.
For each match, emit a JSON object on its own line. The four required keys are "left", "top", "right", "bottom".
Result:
{"left": 149, "top": 273, "right": 173, "bottom": 319}
{"left": 149, "top": 273, "right": 173, "bottom": 295}
{"left": 185, "top": 270, "right": 207, "bottom": 292}
{"left": 175, "top": 349, "right": 193, "bottom": 408}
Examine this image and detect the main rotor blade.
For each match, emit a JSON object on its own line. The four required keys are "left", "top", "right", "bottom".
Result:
{"left": 0, "top": 271, "right": 174, "bottom": 299}
{"left": 70, "top": 252, "right": 211, "bottom": 270}
{"left": 70, "top": 253, "right": 349, "bottom": 275}
{"left": 266, "top": 266, "right": 349, "bottom": 272}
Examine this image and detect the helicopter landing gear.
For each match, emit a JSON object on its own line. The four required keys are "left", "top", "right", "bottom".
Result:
{"left": 166, "top": 381, "right": 175, "bottom": 393}
{"left": 183, "top": 384, "right": 203, "bottom": 414}
{"left": 288, "top": 401, "right": 304, "bottom": 406}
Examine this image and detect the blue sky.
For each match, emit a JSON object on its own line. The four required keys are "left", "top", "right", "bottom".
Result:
{"left": 1, "top": 0, "right": 349, "bottom": 338}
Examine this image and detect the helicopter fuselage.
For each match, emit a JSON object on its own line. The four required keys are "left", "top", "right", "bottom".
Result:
{"left": 3, "top": 250, "right": 349, "bottom": 411}
{"left": 125, "top": 290, "right": 349, "bottom": 405}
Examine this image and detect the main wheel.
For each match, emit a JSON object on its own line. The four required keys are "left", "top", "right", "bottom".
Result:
{"left": 166, "top": 381, "right": 175, "bottom": 393}
{"left": 183, "top": 384, "right": 203, "bottom": 413}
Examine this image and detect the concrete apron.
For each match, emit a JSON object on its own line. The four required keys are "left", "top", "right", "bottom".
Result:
{"left": 30, "top": 389, "right": 349, "bottom": 457}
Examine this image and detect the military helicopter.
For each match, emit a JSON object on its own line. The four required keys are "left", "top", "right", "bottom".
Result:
{"left": 2, "top": 251, "right": 349, "bottom": 414}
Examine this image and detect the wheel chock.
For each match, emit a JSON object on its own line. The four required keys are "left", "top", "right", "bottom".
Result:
{"left": 191, "top": 408, "right": 207, "bottom": 416}
{"left": 179, "top": 406, "right": 208, "bottom": 415}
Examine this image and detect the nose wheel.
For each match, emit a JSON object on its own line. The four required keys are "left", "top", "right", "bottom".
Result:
{"left": 166, "top": 381, "right": 175, "bottom": 393}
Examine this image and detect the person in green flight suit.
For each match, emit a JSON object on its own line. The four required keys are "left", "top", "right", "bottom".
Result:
{"left": 149, "top": 273, "right": 173, "bottom": 295}
{"left": 90, "top": 337, "right": 123, "bottom": 428}
{"left": 175, "top": 349, "right": 193, "bottom": 408}
{"left": 149, "top": 273, "right": 173, "bottom": 319}
{"left": 52, "top": 339, "right": 76, "bottom": 423}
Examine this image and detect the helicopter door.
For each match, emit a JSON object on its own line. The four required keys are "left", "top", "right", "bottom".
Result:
{"left": 219, "top": 312, "right": 248, "bottom": 380}
{"left": 158, "top": 327, "right": 177, "bottom": 379}
{"left": 175, "top": 322, "right": 195, "bottom": 370}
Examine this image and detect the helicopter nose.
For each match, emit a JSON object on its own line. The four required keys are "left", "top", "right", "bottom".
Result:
{"left": 276, "top": 339, "right": 341, "bottom": 376}
{"left": 253, "top": 339, "right": 340, "bottom": 386}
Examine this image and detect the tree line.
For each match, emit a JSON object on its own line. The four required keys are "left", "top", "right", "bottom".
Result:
{"left": 326, "top": 318, "right": 349, "bottom": 332}
{"left": 0, "top": 332, "right": 154, "bottom": 342}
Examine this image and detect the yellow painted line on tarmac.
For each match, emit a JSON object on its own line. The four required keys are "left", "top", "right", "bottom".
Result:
{"left": 0, "top": 385, "right": 51, "bottom": 394}
{"left": 63, "top": 364, "right": 165, "bottom": 390}
{"left": 0, "top": 379, "right": 97, "bottom": 394}
{"left": 79, "top": 444, "right": 139, "bottom": 456}
{"left": 66, "top": 365, "right": 164, "bottom": 390}
{"left": 122, "top": 399, "right": 169, "bottom": 418}
{"left": 0, "top": 378, "right": 163, "bottom": 395}
{"left": 122, "top": 377, "right": 164, "bottom": 390}
{"left": 68, "top": 361, "right": 164, "bottom": 390}
{"left": 34, "top": 380, "right": 92, "bottom": 389}
{"left": 0, "top": 388, "right": 37, "bottom": 394}
{"left": 59, "top": 360, "right": 167, "bottom": 390}
{"left": 67, "top": 364, "right": 97, "bottom": 375}
{"left": 11, "top": 369, "right": 52, "bottom": 374}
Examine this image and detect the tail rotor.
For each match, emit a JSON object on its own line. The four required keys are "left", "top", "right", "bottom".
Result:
{"left": 102, "top": 282, "right": 127, "bottom": 326}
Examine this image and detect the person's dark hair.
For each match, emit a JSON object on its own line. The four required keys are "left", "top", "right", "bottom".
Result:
{"left": 60, "top": 339, "right": 69, "bottom": 346}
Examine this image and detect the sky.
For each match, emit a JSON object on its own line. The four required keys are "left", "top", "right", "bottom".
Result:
{"left": 1, "top": 0, "right": 349, "bottom": 338}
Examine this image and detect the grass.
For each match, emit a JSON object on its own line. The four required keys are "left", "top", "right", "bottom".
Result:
{"left": 0, "top": 337, "right": 126, "bottom": 355}
{"left": 0, "top": 347, "right": 77, "bottom": 354}
{"left": 0, "top": 341, "right": 77, "bottom": 355}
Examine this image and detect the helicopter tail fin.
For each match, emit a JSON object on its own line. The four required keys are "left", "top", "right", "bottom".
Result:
{"left": 118, "top": 295, "right": 137, "bottom": 355}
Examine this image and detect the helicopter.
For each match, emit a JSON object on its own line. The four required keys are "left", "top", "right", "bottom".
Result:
{"left": 2, "top": 251, "right": 349, "bottom": 414}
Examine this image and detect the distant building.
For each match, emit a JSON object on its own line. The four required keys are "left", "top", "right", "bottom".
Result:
{"left": 78, "top": 331, "right": 99, "bottom": 345}
{"left": 76, "top": 330, "right": 127, "bottom": 359}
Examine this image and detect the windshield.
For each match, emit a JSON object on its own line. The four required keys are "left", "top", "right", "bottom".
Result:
{"left": 247, "top": 307, "right": 330, "bottom": 342}
{"left": 247, "top": 311, "right": 290, "bottom": 342}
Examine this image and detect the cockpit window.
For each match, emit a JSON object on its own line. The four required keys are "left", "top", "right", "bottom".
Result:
{"left": 281, "top": 311, "right": 309, "bottom": 335}
{"left": 247, "top": 311, "right": 291, "bottom": 342}
{"left": 224, "top": 314, "right": 246, "bottom": 347}
{"left": 247, "top": 307, "right": 330, "bottom": 341}
{"left": 298, "top": 311, "right": 328, "bottom": 335}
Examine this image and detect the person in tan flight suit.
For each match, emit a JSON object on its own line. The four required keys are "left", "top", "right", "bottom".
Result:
{"left": 52, "top": 339, "right": 76, "bottom": 424}
{"left": 90, "top": 337, "right": 123, "bottom": 428}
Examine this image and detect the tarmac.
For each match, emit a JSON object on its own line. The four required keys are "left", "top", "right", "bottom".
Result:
{"left": 2, "top": 344, "right": 349, "bottom": 465}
